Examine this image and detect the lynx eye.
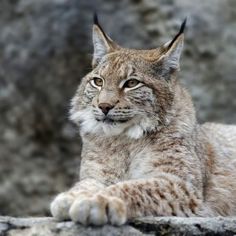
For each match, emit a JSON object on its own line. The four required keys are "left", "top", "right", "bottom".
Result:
{"left": 123, "top": 79, "right": 140, "bottom": 89}
{"left": 90, "top": 77, "right": 103, "bottom": 88}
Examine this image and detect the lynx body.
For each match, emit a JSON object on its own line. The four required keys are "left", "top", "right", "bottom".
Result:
{"left": 50, "top": 16, "right": 236, "bottom": 226}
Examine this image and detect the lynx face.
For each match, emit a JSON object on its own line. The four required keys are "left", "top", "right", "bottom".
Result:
{"left": 70, "top": 18, "right": 185, "bottom": 139}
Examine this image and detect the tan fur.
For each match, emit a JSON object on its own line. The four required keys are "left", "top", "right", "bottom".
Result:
{"left": 50, "top": 19, "right": 236, "bottom": 225}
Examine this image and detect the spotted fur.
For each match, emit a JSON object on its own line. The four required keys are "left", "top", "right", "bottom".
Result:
{"left": 50, "top": 18, "right": 236, "bottom": 225}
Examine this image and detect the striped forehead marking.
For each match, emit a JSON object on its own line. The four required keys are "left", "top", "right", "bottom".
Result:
{"left": 98, "top": 56, "right": 135, "bottom": 80}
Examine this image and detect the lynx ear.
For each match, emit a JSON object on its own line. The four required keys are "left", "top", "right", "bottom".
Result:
{"left": 161, "top": 18, "right": 187, "bottom": 70}
{"left": 92, "top": 14, "right": 118, "bottom": 67}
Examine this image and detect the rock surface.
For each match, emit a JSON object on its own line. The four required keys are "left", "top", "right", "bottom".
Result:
{"left": 1, "top": 216, "right": 236, "bottom": 236}
{"left": 0, "top": 0, "right": 236, "bottom": 216}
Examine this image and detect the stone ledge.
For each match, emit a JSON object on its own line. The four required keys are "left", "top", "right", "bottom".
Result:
{"left": 1, "top": 216, "right": 236, "bottom": 236}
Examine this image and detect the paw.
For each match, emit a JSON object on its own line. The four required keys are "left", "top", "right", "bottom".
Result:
{"left": 50, "top": 192, "right": 75, "bottom": 220}
{"left": 69, "top": 194, "right": 127, "bottom": 226}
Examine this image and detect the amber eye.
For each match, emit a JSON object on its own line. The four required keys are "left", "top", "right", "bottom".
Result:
{"left": 123, "top": 79, "right": 140, "bottom": 88}
{"left": 91, "top": 77, "right": 103, "bottom": 88}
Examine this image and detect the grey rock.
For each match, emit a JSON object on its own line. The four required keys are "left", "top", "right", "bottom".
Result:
{"left": 0, "top": 0, "right": 236, "bottom": 216}
{"left": 0, "top": 216, "right": 147, "bottom": 236}
{"left": 133, "top": 216, "right": 236, "bottom": 235}
{"left": 1, "top": 216, "right": 236, "bottom": 236}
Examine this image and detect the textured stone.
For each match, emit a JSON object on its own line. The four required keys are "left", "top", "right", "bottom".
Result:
{"left": 1, "top": 216, "right": 236, "bottom": 236}
{"left": 132, "top": 216, "right": 236, "bottom": 235}
{"left": 0, "top": 216, "right": 146, "bottom": 236}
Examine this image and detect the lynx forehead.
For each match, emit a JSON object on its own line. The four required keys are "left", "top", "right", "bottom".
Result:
{"left": 51, "top": 15, "right": 236, "bottom": 227}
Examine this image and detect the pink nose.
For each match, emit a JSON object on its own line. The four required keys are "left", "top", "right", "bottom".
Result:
{"left": 98, "top": 103, "right": 114, "bottom": 115}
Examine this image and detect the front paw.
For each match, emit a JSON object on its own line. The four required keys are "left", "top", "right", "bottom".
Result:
{"left": 69, "top": 194, "right": 127, "bottom": 226}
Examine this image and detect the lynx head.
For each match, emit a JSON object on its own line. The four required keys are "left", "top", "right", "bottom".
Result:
{"left": 70, "top": 15, "right": 187, "bottom": 139}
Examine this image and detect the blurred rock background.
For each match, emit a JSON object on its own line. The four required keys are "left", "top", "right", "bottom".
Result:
{"left": 0, "top": 0, "right": 235, "bottom": 217}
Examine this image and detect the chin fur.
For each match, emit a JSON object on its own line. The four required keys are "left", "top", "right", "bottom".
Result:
{"left": 70, "top": 108, "right": 158, "bottom": 139}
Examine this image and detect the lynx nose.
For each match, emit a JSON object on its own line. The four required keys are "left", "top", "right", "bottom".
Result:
{"left": 98, "top": 103, "right": 114, "bottom": 115}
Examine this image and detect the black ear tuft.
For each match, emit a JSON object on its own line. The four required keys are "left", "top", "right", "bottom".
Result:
{"left": 168, "top": 18, "right": 187, "bottom": 49}
{"left": 179, "top": 18, "right": 187, "bottom": 35}
{"left": 93, "top": 12, "right": 99, "bottom": 25}
{"left": 93, "top": 12, "right": 108, "bottom": 39}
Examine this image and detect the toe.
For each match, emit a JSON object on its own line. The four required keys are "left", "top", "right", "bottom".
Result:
{"left": 89, "top": 195, "right": 108, "bottom": 225}
{"left": 69, "top": 198, "right": 91, "bottom": 225}
{"left": 107, "top": 197, "right": 127, "bottom": 225}
{"left": 50, "top": 193, "right": 74, "bottom": 221}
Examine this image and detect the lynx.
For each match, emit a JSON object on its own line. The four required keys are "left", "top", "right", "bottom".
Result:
{"left": 50, "top": 15, "right": 236, "bottom": 226}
